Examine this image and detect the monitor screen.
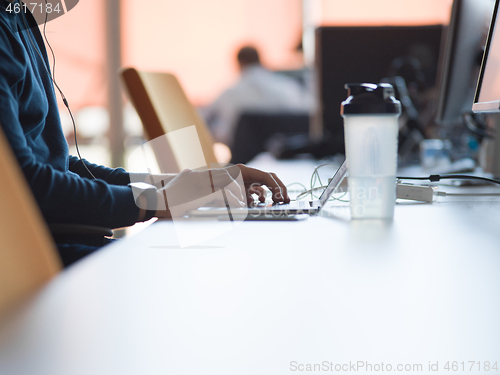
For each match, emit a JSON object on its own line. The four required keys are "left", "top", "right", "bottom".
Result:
{"left": 315, "top": 25, "right": 443, "bottom": 153}
{"left": 473, "top": 0, "right": 500, "bottom": 112}
{"left": 436, "top": 0, "right": 494, "bottom": 123}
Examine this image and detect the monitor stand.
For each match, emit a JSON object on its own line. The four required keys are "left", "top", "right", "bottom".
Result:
{"left": 479, "top": 113, "right": 500, "bottom": 178}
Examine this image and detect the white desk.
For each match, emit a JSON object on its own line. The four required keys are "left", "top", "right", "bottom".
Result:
{"left": 1, "top": 162, "right": 500, "bottom": 374}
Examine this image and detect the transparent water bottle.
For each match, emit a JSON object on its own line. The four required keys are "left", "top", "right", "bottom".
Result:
{"left": 341, "top": 83, "right": 402, "bottom": 219}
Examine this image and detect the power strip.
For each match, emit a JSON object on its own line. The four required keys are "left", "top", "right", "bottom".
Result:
{"left": 396, "top": 183, "right": 436, "bottom": 202}
{"left": 328, "top": 178, "right": 436, "bottom": 202}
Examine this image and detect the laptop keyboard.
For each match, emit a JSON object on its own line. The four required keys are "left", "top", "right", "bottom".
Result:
{"left": 254, "top": 200, "right": 313, "bottom": 209}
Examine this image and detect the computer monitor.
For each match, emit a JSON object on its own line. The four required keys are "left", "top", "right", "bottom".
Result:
{"left": 436, "top": 0, "right": 494, "bottom": 123}
{"left": 473, "top": 0, "right": 500, "bottom": 112}
{"left": 314, "top": 25, "right": 443, "bottom": 154}
{"left": 472, "top": 0, "right": 500, "bottom": 177}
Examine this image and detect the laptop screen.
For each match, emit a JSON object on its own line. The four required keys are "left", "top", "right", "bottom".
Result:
{"left": 318, "top": 160, "right": 348, "bottom": 207}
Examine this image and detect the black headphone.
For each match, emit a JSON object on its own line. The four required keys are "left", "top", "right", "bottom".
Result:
{"left": 14, "top": 0, "right": 97, "bottom": 179}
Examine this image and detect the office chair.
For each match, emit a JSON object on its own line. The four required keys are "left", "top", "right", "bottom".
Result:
{"left": 0, "top": 126, "right": 62, "bottom": 317}
{"left": 121, "top": 68, "right": 220, "bottom": 172}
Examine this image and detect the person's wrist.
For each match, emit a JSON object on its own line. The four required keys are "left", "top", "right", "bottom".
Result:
{"left": 129, "top": 182, "right": 158, "bottom": 222}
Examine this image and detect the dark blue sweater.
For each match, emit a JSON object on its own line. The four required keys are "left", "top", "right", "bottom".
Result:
{"left": 0, "top": 1, "right": 139, "bottom": 228}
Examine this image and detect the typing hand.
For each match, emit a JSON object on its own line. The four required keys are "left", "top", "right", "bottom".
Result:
{"left": 153, "top": 164, "right": 289, "bottom": 218}
{"left": 232, "top": 164, "right": 290, "bottom": 206}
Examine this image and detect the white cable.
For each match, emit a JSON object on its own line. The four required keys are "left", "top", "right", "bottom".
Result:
{"left": 435, "top": 191, "right": 500, "bottom": 197}
{"left": 18, "top": 0, "right": 97, "bottom": 179}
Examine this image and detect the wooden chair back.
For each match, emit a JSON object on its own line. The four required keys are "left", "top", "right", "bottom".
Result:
{"left": 0, "top": 126, "right": 61, "bottom": 317}
{"left": 121, "top": 68, "right": 219, "bottom": 172}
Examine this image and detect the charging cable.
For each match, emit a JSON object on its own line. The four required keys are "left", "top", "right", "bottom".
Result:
{"left": 397, "top": 174, "right": 500, "bottom": 186}
{"left": 284, "top": 163, "right": 348, "bottom": 202}
{"left": 434, "top": 191, "right": 500, "bottom": 197}
{"left": 396, "top": 182, "right": 500, "bottom": 201}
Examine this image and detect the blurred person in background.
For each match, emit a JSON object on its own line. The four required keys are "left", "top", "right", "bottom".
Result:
{"left": 203, "top": 45, "right": 314, "bottom": 148}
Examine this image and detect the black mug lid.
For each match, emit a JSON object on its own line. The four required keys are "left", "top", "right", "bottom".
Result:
{"left": 341, "top": 83, "right": 401, "bottom": 115}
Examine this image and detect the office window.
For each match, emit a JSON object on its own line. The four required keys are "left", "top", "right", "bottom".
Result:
{"left": 122, "top": 0, "right": 303, "bottom": 106}
{"left": 318, "top": 0, "right": 452, "bottom": 26}
{"left": 45, "top": 0, "right": 452, "bottom": 109}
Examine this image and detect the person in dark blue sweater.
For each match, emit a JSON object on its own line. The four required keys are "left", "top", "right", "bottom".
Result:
{"left": 0, "top": 1, "right": 289, "bottom": 266}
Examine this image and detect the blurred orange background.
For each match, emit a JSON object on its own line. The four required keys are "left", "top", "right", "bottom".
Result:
{"left": 45, "top": 0, "right": 452, "bottom": 110}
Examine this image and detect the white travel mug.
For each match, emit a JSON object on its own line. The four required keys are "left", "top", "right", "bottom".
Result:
{"left": 341, "top": 83, "right": 402, "bottom": 219}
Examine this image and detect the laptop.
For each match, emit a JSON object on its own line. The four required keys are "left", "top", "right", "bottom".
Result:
{"left": 188, "top": 160, "right": 347, "bottom": 218}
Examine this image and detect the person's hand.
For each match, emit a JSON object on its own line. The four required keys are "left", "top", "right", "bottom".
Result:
{"left": 153, "top": 164, "right": 289, "bottom": 218}
{"left": 232, "top": 164, "right": 290, "bottom": 206}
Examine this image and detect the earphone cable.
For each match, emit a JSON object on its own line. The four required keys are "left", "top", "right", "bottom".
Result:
{"left": 18, "top": 0, "right": 97, "bottom": 179}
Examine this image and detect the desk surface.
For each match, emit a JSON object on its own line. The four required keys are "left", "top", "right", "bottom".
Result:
{"left": 1, "top": 160, "right": 500, "bottom": 375}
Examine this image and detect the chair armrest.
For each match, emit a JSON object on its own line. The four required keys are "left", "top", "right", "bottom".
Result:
{"left": 48, "top": 224, "right": 114, "bottom": 248}
{"left": 48, "top": 224, "right": 113, "bottom": 237}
